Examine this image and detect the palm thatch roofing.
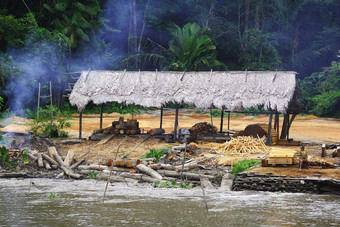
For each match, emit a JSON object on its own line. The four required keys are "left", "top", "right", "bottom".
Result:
{"left": 69, "top": 70, "right": 297, "bottom": 113}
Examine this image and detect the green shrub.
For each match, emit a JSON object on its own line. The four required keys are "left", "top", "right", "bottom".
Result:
{"left": 231, "top": 159, "right": 260, "bottom": 176}
{"left": 31, "top": 105, "right": 72, "bottom": 138}
{"left": 141, "top": 148, "right": 165, "bottom": 162}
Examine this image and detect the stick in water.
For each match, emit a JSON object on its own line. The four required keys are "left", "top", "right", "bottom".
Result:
{"left": 102, "top": 142, "right": 125, "bottom": 203}
{"left": 199, "top": 171, "right": 209, "bottom": 211}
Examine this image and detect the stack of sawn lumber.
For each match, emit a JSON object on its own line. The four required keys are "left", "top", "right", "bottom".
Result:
{"left": 218, "top": 136, "right": 270, "bottom": 155}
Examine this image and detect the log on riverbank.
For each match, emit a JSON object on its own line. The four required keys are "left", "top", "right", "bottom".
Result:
{"left": 0, "top": 172, "right": 27, "bottom": 178}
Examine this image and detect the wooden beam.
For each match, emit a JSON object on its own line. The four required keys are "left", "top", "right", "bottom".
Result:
{"left": 220, "top": 107, "right": 224, "bottom": 133}
{"left": 266, "top": 110, "right": 273, "bottom": 145}
{"left": 160, "top": 106, "right": 163, "bottom": 129}
{"left": 79, "top": 111, "right": 82, "bottom": 139}
{"left": 210, "top": 105, "right": 213, "bottom": 126}
{"left": 174, "top": 105, "right": 179, "bottom": 142}
{"left": 287, "top": 113, "right": 297, "bottom": 140}
{"left": 227, "top": 111, "right": 230, "bottom": 136}
{"left": 276, "top": 113, "right": 280, "bottom": 138}
{"left": 99, "top": 104, "right": 104, "bottom": 129}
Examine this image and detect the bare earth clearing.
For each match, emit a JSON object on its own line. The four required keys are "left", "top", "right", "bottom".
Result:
{"left": 1, "top": 111, "right": 340, "bottom": 179}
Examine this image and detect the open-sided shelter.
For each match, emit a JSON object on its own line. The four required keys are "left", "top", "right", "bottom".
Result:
{"left": 69, "top": 70, "right": 299, "bottom": 142}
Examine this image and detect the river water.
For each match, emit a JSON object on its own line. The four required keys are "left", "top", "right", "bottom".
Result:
{"left": 0, "top": 178, "right": 339, "bottom": 226}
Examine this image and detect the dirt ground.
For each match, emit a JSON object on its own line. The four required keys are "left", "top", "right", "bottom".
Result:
{"left": 66, "top": 110, "right": 340, "bottom": 144}
{"left": 1, "top": 111, "right": 340, "bottom": 179}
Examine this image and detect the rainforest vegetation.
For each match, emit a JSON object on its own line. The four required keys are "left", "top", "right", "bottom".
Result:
{"left": 0, "top": 0, "right": 339, "bottom": 117}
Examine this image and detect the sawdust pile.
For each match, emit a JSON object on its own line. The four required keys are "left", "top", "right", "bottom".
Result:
{"left": 189, "top": 122, "right": 217, "bottom": 135}
{"left": 0, "top": 124, "right": 30, "bottom": 133}
{"left": 218, "top": 136, "right": 270, "bottom": 155}
{"left": 236, "top": 124, "right": 267, "bottom": 137}
{"left": 308, "top": 156, "right": 336, "bottom": 168}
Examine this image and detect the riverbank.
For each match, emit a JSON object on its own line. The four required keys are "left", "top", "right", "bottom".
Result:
{"left": 1, "top": 178, "right": 339, "bottom": 226}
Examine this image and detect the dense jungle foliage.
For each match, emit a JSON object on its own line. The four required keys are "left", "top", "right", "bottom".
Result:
{"left": 0, "top": 0, "right": 339, "bottom": 117}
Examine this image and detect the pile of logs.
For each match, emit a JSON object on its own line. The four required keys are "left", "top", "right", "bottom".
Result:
{"left": 189, "top": 122, "right": 217, "bottom": 135}
{"left": 27, "top": 146, "right": 85, "bottom": 178}
{"left": 218, "top": 136, "right": 270, "bottom": 155}
{"left": 93, "top": 117, "right": 140, "bottom": 135}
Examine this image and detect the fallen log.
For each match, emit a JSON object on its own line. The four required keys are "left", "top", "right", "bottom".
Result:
{"left": 43, "top": 160, "right": 51, "bottom": 170}
{"left": 48, "top": 146, "right": 58, "bottom": 160}
{"left": 136, "top": 164, "right": 163, "bottom": 180}
{"left": 148, "top": 128, "right": 165, "bottom": 136}
{"left": 61, "top": 139, "right": 82, "bottom": 145}
{"left": 37, "top": 153, "right": 44, "bottom": 168}
{"left": 64, "top": 151, "right": 75, "bottom": 166}
{"left": 89, "top": 164, "right": 108, "bottom": 170}
{"left": 93, "top": 128, "right": 104, "bottom": 134}
{"left": 52, "top": 149, "right": 81, "bottom": 179}
{"left": 42, "top": 154, "right": 59, "bottom": 167}
{"left": 100, "top": 174, "right": 138, "bottom": 184}
{"left": 78, "top": 165, "right": 131, "bottom": 172}
{"left": 28, "top": 152, "right": 38, "bottom": 161}
{"left": 149, "top": 163, "right": 198, "bottom": 171}
{"left": 79, "top": 169, "right": 102, "bottom": 175}
{"left": 70, "top": 159, "right": 85, "bottom": 169}
{"left": 119, "top": 172, "right": 160, "bottom": 183}
{"left": 156, "top": 170, "right": 213, "bottom": 181}
{"left": 0, "top": 172, "right": 27, "bottom": 178}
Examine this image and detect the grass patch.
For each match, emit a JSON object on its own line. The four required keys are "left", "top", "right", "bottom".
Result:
{"left": 231, "top": 158, "right": 260, "bottom": 176}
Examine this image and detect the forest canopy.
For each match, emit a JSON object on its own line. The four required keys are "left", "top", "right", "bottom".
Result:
{"left": 0, "top": 0, "right": 339, "bottom": 117}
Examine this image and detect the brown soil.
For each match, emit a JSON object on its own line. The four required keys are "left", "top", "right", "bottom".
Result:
{"left": 66, "top": 113, "right": 340, "bottom": 144}
{"left": 2, "top": 111, "right": 340, "bottom": 179}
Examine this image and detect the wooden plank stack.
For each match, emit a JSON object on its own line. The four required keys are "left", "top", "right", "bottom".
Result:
{"left": 218, "top": 136, "right": 270, "bottom": 155}
{"left": 94, "top": 117, "right": 141, "bottom": 135}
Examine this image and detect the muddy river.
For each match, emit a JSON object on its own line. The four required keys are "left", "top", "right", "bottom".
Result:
{"left": 0, "top": 178, "right": 339, "bottom": 226}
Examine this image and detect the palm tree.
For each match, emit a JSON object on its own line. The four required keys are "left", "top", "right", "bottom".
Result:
{"left": 44, "top": 0, "right": 101, "bottom": 49}
{"left": 168, "top": 23, "right": 222, "bottom": 71}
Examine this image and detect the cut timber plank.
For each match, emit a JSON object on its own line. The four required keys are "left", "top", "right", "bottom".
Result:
{"left": 97, "top": 134, "right": 115, "bottom": 145}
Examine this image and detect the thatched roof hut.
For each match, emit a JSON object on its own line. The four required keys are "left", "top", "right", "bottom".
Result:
{"left": 69, "top": 70, "right": 297, "bottom": 113}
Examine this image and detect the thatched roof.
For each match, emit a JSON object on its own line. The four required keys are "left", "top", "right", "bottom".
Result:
{"left": 69, "top": 70, "right": 297, "bottom": 113}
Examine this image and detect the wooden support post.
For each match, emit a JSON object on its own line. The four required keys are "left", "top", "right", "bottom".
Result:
{"left": 99, "top": 104, "right": 104, "bottom": 129}
{"left": 227, "top": 111, "right": 230, "bottom": 136}
{"left": 266, "top": 110, "right": 273, "bottom": 145}
{"left": 210, "top": 105, "right": 213, "bottom": 126}
{"left": 321, "top": 144, "right": 326, "bottom": 157}
{"left": 287, "top": 113, "right": 296, "bottom": 140}
{"left": 220, "top": 107, "right": 224, "bottom": 133}
{"left": 174, "top": 105, "right": 179, "bottom": 142}
{"left": 160, "top": 106, "right": 163, "bottom": 129}
{"left": 276, "top": 113, "right": 280, "bottom": 137}
{"left": 79, "top": 111, "right": 82, "bottom": 139}
{"left": 37, "top": 82, "right": 41, "bottom": 119}
{"left": 280, "top": 112, "right": 289, "bottom": 140}
{"left": 49, "top": 81, "right": 52, "bottom": 105}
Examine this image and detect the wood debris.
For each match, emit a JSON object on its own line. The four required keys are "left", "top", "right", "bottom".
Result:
{"left": 218, "top": 136, "right": 270, "bottom": 155}
{"left": 308, "top": 156, "right": 336, "bottom": 169}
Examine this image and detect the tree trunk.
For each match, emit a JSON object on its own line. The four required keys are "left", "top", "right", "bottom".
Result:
{"left": 244, "top": 0, "right": 250, "bottom": 51}
{"left": 156, "top": 170, "right": 214, "bottom": 181}
{"left": 63, "top": 151, "right": 75, "bottom": 166}
{"left": 136, "top": 164, "right": 163, "bottom": 180}
{"left": 148, "top": 128, "right": 165, "bottom": 136}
